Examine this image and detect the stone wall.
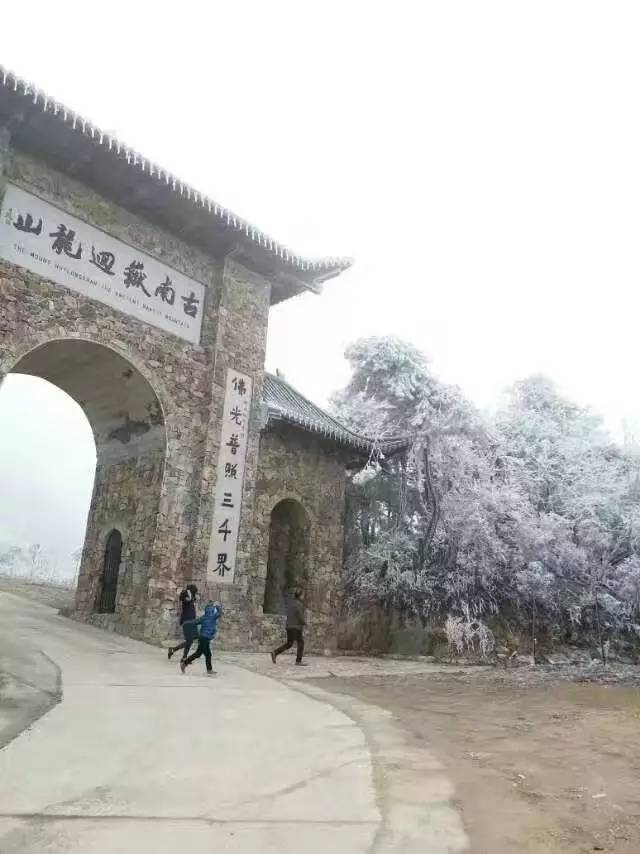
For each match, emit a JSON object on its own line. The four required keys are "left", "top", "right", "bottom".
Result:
{"left": 0, "top": 146, "right": 271, "bottom": 645}
{"left": 242, "top": 424, "right": 351, "bottom": 654}
{"left": 77, "top": 451, "right": 165, "bottom": 638}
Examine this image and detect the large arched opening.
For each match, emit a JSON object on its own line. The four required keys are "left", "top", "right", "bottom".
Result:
{"left": 1, "top": 339, "right": 167, "bottom": 629}
{"left": 262, "top": 499, "right": 309, "bottom": 616}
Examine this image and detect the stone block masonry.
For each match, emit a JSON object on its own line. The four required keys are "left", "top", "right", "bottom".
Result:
{"left": 242, "top": 424, "right": 351, "bottom": 654}
{"left": 0, "top": 149, "right": 271, "bottom": 646}
{"left": 0, "top": 97, "right": 358, "bottom": 655}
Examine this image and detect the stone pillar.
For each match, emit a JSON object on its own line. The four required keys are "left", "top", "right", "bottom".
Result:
{"left": 78, "top": 446, "right": 166, "bottom": 639}
{"left": 192, "top": 256, "right": 271, "bottom": 646}
{"left": 142, "top": 430, "right": 196, "bottom": 641}
{"left": 140, "top": 272, "right": 222, "bottom": 643}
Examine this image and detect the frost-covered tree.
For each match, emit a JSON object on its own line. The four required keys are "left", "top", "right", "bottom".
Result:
{"left": 334, "top": 338, "right": 640, "bottom": 650}
{"left": 331, "top": 337, "right": 430, "bottom": 436}
{"left": 335, "top": 337, "right": 523, "bottom": 619}
{"left": 0, "top": 545, "right": 23, "bottom": 577}
{"left": 496, "top": 375, "right": 640, "bottom": 640}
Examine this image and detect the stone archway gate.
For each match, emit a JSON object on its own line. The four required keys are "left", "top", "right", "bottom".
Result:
{"left": 0, "top": 67, "right": 350, "bottom": 644}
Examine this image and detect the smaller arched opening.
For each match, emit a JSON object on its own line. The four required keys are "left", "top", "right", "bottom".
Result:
{"left": 263, "top": 499, "right": 309, "bottom": 615}
{"left": 97, "top": 529, "right": 123, "bottom": 614}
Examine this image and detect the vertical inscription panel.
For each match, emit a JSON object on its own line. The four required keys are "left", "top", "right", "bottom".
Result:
{"left": 207, "top": 369, "right": 253, "bottom": 584}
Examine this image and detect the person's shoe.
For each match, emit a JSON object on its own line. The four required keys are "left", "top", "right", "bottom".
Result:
{"left": 295, "top": 661, "right": 308, "bottom": 667}
{"left": 167, "top": 647, "right": 174, "bottom": 660}
{"left": 270, "top": 651, "right": 277, "bottom": 664}
{"left": 180, "top": 660, "right": 186, "bottom": 674}
{"left": 206, "top": 671, "right": 216, "bottom": 677}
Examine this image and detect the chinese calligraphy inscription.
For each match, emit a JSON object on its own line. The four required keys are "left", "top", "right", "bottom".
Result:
{"left": 0, "top": 184, "right": 205, "bottom": 344}
{"left": 207, "top": 368, "right": 253, "bottom": 583}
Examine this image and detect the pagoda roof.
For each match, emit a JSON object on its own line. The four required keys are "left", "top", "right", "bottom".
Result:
{"left": 262, "top": 372, "right": 410, "bottom": 456}
{"left": 0, "top": 66, "right": 351, "bottom": 304}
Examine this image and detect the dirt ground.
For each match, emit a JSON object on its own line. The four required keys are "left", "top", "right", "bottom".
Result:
{"left": 313, "top": 668, "right": 640, "bottom": 854}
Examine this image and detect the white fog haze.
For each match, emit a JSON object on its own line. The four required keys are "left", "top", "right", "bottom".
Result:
{"left": 2, "top": 1, "right": 640, "bottom": 574}
{"left": 0, "top": 376, "right": 95, "bottom": 573}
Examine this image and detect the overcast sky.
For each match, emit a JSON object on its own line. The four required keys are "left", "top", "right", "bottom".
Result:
{"left": 2, "top": 1, "right": 640, "bottom": 570}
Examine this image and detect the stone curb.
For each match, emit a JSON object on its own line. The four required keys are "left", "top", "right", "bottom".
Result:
{"left": 284, "top": 679, "right": 469, "bottom": 853}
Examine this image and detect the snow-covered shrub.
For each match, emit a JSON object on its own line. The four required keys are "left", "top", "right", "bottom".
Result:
{"left": 445, "top": 615, "right": 465, "bottom": 654}
{"left": 445, "top": 614, "right": 495, "bottom": 657}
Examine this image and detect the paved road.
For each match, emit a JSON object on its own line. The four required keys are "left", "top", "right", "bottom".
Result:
{"left": 0, "top": 598, "right": 60, "bottom": 750}
{"left": 0, "top": 594, "right": 379, "bottom": 853}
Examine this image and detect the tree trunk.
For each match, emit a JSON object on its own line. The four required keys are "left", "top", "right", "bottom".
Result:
{"left": 416, "top": 439, "right": 439, "bottom": 571}
{"left": 594, "top": 595, "right": 606, "bottom": 664}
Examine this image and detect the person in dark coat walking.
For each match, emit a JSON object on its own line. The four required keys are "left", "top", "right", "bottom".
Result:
{"left": 271, "top": 589, "right": 307, "bottom": 666}
{"left": 168, "top": 584, "right": 199, "bottom": 661}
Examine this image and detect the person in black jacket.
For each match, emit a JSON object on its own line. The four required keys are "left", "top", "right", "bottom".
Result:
{"left": 168, "top": 584, "right": 198, "bottom": 661}
{"left": 271, "top": 589, "right": 307, "bottom": 666}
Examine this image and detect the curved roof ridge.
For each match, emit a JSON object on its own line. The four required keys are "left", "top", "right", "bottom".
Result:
{"left": 263, "top": 372, "right": 411, "bottom": 454}
{"left": 0, "top": 65, "right": 353, "bottom": 277}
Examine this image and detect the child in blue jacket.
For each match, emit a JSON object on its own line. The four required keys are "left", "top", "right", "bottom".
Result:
{"left": 180, "top": 601, "right": 223, "bottom": 676}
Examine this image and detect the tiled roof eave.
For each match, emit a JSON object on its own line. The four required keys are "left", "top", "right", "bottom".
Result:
{"left": 265, "top": 407, "right": 370, "bottom": 451}
{"left": 265, "top": 405, "right": 410, "bottom": 455}
{"left": 0, "top": 65, "right": 352, "bottom": 282}
{"left": 262, "top": 374, "right": 410, "bottom": 454}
